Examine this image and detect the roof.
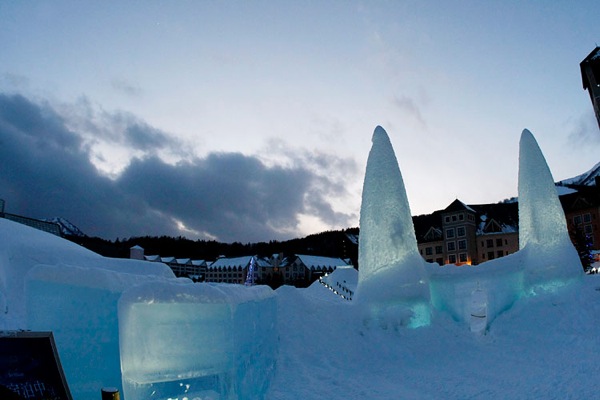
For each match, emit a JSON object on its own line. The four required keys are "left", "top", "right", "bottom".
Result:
{"left": 443, "top": 199, "right": 476, "bottom": 213}
{"left": 209, "top": 255, "right": 254, "bottom": 269}
{"left": 294, "top": 255, "right": 349, "bottom": 268}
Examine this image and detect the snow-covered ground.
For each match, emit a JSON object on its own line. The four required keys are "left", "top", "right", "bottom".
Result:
{"left": 268, "top": 275, "right": 600, "bottom": 399}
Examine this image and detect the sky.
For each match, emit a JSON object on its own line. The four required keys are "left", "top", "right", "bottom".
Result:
{"left": 1, "top": 1, "right": 599, "bottom": 243}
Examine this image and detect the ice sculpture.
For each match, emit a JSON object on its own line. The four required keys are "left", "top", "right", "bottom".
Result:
{"left": 518, "top": 129, "right": 583, "bottom": 290}
{"left": 25, "top": 264, "right": 167, "bottom": 400}
{"left": 119, "top": 280, "right": 277, "bottom": 400}
{"left": 356, "top": 126, "right": 430, "bottom": 328}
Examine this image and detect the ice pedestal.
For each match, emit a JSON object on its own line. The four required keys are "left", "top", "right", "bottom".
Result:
{"left": 25, "top": 263, "right": 166, "bottom": 400}
{"left": 118, "top": 281, "right": 277, "bottom": 400}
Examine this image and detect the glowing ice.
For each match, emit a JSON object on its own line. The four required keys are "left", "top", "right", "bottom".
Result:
{"left": 25, "top": 264, "right": 166, "bottom": 399}
{"left": 518, "top": 129, "right": 583, "bottom": 290}
{"left": 118, "top": 280, "right": 277, "bottom": 400}
{"left": 355, "top": 126, "right": 430, "bottom": 328}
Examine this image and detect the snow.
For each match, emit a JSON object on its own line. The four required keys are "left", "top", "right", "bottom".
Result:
{"left": 0, "top": 126, "right": 598, "bottom": 399}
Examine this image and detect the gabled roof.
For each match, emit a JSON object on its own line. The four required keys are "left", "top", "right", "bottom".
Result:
{"left": 444, "top": 199, "right": 476, "bottom": 213}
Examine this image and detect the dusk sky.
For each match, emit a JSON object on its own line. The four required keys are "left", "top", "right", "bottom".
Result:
{"left": 1, "top": 1, "right": 599, "bottom": 243}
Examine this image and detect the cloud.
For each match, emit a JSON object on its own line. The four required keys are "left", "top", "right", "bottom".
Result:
{"left": 111, "top": 78, "right": 142, "bottom": 97}
{"left": 0, "top": 93, "right": 356, "bottom": 242}
{"left": 568, "top": 110, "right": 600, "bottom": 145}
{"left": 392, "top": 95, "right": 427, "bottom": 128}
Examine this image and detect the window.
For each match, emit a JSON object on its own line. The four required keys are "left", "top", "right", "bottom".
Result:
{"left": 574, "top": 215, "right": 582, "bottom": 225}
{"left": 458, "top": 239, "right": 467, "bottom": 250}
{"left": 459, "top": 253, "right": 467, "bottom": 263}
{"left": 488, "top": 251, "right": 495, "bottom": 260}
{"left": 446, "top": 228, "right": 455, "bottom": 239}
{"left": 486, "top": 239, "right": 494, "bottom": 248}
{"left": 585, "top": 225, "right": 593, "bottom": 234}
{"left": 426, "top": 258, "right": 433, "bottom": 263}
{"left": 457, "top": 226, "right": 465, "bottom": 237}
{"left": 459, "top": 214, "right": 464, "bottom": 221}
{"left": 445, "top": 216, "right": 450, "bottom": 223}
{"left": 497, "top": 250, "right": 503, "bottom": 258}
{"left": 584, "top": 213, "right": 592, "bottom": 223}
{"left": 425, "top": 247, "right": 433, "bottom": 256}
{"left": 452, "top": 215, "right": 457, "bottom": 222}
{"left": 447, "top": 242, "right": 456, "bottom": 251}
{"left": 435, "top": 245, "right": 443, "bottom": 254}
{"left": 436, "top": 258, "right": 443, "bottom": 265}
{"left": 448, "top": 254, "right": 457, "bottom": 264}
{"left": 496, "top": 238, "right": 503, "bottom": 247}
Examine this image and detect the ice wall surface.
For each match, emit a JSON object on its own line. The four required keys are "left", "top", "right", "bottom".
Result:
{"left": 356, "top": 126, "right": 430, "bottom": 327}
{"left": 25, "top": 264, "right": 168, "bottom": 399}
{"left": 119, "top": 280, "right": 277, "bottom": 400}
{"left": 518, "top": 129, "right": 583, "bottom": 289}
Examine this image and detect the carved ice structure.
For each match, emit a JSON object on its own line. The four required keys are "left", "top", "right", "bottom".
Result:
{"left": 118, "top": 280, "right": 277, "bottom": 400}
{"left": 356, "top": 127, "right": 582, "bottom": 332}
{"left": 517, "top": 129, "right": 583, "bottom": 292}
{"left": 355, "top": 126, "right": 430, "bottom": 328}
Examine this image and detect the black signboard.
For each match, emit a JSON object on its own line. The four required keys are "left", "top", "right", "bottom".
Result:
{"left": 0, "top": 331, "right": 73, "bottom": 400}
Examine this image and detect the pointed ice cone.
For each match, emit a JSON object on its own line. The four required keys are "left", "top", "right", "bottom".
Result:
{"left": 356, "top": 126, "right": 429, "bottom": 327}
{"left": 518, "top": 129, "right": 582, "bottom": 289}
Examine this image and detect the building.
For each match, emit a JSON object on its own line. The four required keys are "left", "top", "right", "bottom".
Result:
{"left": 416, "top": 199, "right": 519, "bottom": 266}
{"left": 560, "top": 178, "right": 600, "bottom": 250}
{"left": 580, "top": 46, "right": 600, "bottom": 130}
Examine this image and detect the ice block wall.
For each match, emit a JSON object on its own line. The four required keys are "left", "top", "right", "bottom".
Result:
{"left": 25, "top": 263, "right": 167, "bottom": 400}
{"left": 118, "top": 281, "right": 277, "bottom": 400}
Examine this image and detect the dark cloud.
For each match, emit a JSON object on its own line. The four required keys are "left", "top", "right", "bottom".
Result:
{"left": 0, "top": 93, "right": 356, "bottom": 242}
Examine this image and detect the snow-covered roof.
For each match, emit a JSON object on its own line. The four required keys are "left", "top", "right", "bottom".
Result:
{"left": 294, "top": 255, "right": 349, "bottom": 269}
{"left": 209, "top": 255, "right": 254, "bottom": 269}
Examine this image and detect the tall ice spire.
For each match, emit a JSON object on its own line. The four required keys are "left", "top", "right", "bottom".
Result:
{"left": 356, "top": 126, "right": 429, "bottom": 328}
